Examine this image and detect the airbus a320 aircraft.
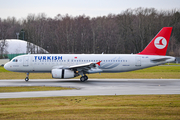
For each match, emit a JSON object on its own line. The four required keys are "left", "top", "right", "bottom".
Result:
{"left": 4, "top": 27, "right": 175, "bottom": 82}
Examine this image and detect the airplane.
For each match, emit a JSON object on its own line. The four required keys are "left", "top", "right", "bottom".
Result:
{"left": 4, "top": 27, "right": 176, "bottom": 82}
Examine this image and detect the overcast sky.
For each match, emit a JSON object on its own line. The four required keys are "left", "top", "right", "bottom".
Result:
{"left": 0, "top": 0, "right": 180, "bottom": 19}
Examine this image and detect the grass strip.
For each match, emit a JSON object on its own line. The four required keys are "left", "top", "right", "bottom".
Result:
{"left": 0, "top": 86, "right": 74, "bottom": 92}
{"left": 0, "top": 95, "right": 179, "bottom": 119}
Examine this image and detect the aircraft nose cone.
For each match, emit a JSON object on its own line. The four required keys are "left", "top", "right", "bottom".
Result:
{"left": 4, "top": 63, "right": 9, "bottom": 70}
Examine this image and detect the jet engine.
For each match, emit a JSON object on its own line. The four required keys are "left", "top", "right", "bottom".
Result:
{"left": 52, "top": 69, "right": 75, "bottom": 79}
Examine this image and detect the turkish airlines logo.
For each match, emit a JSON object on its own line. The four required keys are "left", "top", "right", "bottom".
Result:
{"left": 154, "top": 37, "right": 167, "bottom": 49}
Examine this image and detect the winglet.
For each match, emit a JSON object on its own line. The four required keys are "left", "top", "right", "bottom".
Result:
{"left": 138, "top": 27, "right": 172, "bottom": 56}
{"left": 96, "top": 61, "right": 101, "bottom": 66}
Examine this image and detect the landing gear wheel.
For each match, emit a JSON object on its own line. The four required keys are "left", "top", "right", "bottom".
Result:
{"left": 25, "top": 77, "right": 29, "bottom": 82}
{"left": 80, "top": 76, "right": 85, "bottom": 82}
{"left": 84, "top": 75, "right": 88, "bottom": 81}
{"left": 80, "top": 75, "right": 88, "bottom": 82}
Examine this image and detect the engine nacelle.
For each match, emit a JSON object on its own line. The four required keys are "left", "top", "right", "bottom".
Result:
{"left": 52, "top": 69, "right": 75, "bottom": 79}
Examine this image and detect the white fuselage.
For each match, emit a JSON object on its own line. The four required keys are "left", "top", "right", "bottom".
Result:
{"left": 4, "top": 54, "right": 175, "bottom": 73}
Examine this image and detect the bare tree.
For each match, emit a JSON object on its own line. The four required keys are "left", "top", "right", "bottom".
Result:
{"left": 0, "top": 8, "right": 180, "bottom": 56}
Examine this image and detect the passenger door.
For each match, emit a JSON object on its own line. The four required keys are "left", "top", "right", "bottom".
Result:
{"left": 135, "top": 56, "right": 141, "bottom": 66}
{"left": 23, "top": 56, "right": 29, "bottom": 66}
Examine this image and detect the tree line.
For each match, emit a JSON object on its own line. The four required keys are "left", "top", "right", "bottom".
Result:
{"left": 0, "top": 8, "right": 180, "bottom": 56}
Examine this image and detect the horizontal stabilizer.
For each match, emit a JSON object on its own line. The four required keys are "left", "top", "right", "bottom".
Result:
{"left": 151, "top": 58, "right": 170, "bottom": 62}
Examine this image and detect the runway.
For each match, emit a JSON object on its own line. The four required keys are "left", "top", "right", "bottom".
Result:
{"left": 0, "top": 79, "right": 180, "bottom": 98}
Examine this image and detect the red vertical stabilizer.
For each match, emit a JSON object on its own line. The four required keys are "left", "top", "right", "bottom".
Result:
{"left": 138, "top": 27, "right": 172, "bottom": 56}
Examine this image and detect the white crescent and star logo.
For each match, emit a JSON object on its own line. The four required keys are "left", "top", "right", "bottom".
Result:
{"left": 154, "top": 37, "right": 167, "bottom": 49}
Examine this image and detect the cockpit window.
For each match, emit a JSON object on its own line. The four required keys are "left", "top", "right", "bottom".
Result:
{"left": 12, "top": 59, "right": 18, "bottom": 62}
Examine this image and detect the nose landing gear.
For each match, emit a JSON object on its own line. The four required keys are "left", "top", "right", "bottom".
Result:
{"left": 25, "top": 73, "right": 29, "bottom": 82}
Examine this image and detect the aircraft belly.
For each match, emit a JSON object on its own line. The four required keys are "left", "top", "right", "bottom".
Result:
{"left": 28, "top": 64, "right": 51, "bottom": 73}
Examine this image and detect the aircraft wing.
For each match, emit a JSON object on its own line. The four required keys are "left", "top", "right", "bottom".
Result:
{"left": 68, "top": 61, "right": 102, "bottom": 74}
{"left": 69, "top": 62, "right": 95, "bottom": 69}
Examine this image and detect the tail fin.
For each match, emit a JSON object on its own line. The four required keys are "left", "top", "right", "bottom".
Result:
{"left": 138, "top": 27, "right": 172, "bottom": 56}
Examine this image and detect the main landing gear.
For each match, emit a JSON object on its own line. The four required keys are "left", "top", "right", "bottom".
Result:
{"left": 25, "top": 72, "right": 29, "bottom": 82}
{"left": 80, "top": 75, "right": 88, "bottom": 82}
